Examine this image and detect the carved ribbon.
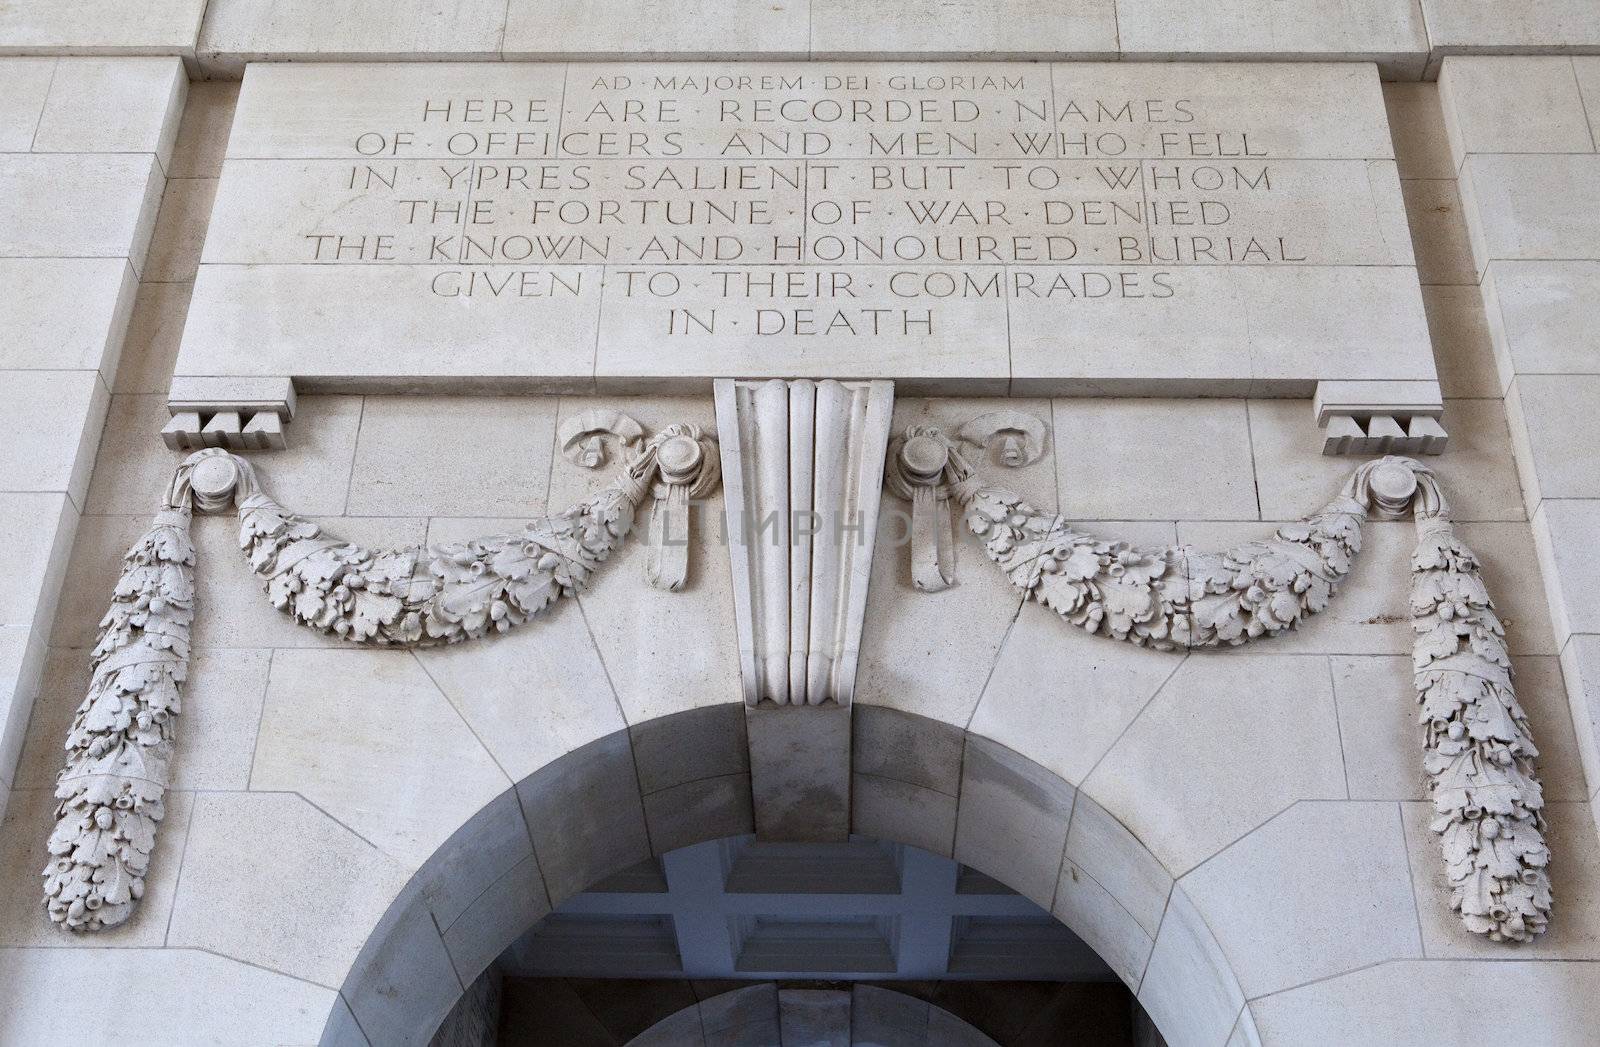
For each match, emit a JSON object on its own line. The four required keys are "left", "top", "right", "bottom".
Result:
{"left": 887, "top": 431, "right": 1551, "bottom": 942}
{"left": 44, "top": 429, "right": 716, "bottom": 931}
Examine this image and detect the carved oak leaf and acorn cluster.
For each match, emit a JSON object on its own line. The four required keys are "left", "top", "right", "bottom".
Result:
{"left": 890, "top": 428, "right": 1552, "bottom": 943}
{"left": 43, "top": 426, "right": 715, "bottom": 931}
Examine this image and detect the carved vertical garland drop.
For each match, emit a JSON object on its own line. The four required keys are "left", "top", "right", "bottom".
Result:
{"left": 1409, "top": 473, "right": 1550, "bottom": 941}
{"left": 43, "top": 456, "right": 203, "bottom": 930}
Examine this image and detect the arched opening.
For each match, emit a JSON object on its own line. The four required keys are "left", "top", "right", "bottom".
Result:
{"left": 320, "top": 706, "right": 1249, "bottom": 1047}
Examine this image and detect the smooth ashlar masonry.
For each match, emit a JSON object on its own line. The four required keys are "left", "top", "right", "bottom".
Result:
{"left": 175, "top": 61, "right": 1435, "bottom": 396}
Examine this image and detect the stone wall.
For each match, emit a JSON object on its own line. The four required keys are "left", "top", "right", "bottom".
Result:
{"left": 3, "top": 8, "right": 1600, "bottom": 1047}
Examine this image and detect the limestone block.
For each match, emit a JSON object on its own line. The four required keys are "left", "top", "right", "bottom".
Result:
{"left": 811, "top": 0, "right": 1118, "bottom": 57}
{"left": 0, "top": 787, "right": 191, "bottom": 947}
{"left": 440, "top": 854, "right": 550, "bottom": 985}
{"left": 850, "top": 772, "right": 957, "bottom": 857}
{"left": 196, "top": 0, "right": 506, "bottom": 75}
{"left": 516, "top": 733, "right": 652, "bottom": 905}
{"left": 31, "top": 57, "right": 186, "bottom": 170}
{"left": 0, "top": 153, "right": 164, "bottom": 274}
{"left": 410, "top": 789, "right": 539, "bottom": 936}
{"left": 1458, "top": 154, "right": 1600, "bottom": 275}
{"left": 1532, "top": 499, "right": 1600, "bottom": 646}
{"left": 0, "top": 370, "right": 107, "bottom": 509}
{"left": 701, "top": 981, "right": 780, "bottom": 1041}
{"left": 339, "top": 887, "right": 466, "bottom": 1047}
{"left": 1084, "top": 655, "right": 1346, "bottom": 874}
{"left": 852, "top": 705, "right": 963, "bottom": 795}
{"left": 176, "top": 264, "right": 602, "bottom": 392}
{"left": 1050, "top": 859, "right": 1156, "bottom": 988}
{"left": 0, "top": 58, "right": 54, "bottom": 150}
{"left": 1062, "top": 793, "right": 1173, "bottom": 938}
{"left": 0, "top": 0, "right": 207, "bottom": 56}
{"left": 0, "top": 492, "right": 76, "bottom": 645}
{"left": 1010, "top": 266, "right": 1435, "bottom": 396}
{"left": 643, "top": 773, "right": 755, "bottom": 854}
{"left": 1117, "top": 0, "right": 1430, "bottom": 79}
{"left": 952, "top": 735, "right": 1076, "bottom": 909}
{"left": 143, "top": 175, "right": 217, "bottom": 282}
{"left": 1052, "top": 399, "right": 1255, "bottom": 520}
{"left": 1559, "top": 636, "right": 1600, "bottom": 795}
{"left": 1136, "top": 887, "right": 1245, "bottom": 1047}
{"left": 0, "top": 948, "right": 335, "bottom": 1046}
{"left": 1252, "top": 957, "right": 1600, "bottom": 1045}
{"left": 415, "top": 604, "right": 625, "bottom": 782}
{"left": 1438, "top": 57, "right": 1596, "bottom": 172}
{"left": 1182, "top": 801, "right": 1423, "bottom": 997}
{"left": 1482, "top": 260, "right": 1600, "bottom": 386}
{"left": 252, "top": 648, "right": 511, "bottom": 868}
{"left": 506, "top": 0, "right": 808, "bottom": 58}
{"left": 167, "top": 791, "right": 412, "bottom": 987}
{"left": 1402, "top": 799, "right": 1600, "bottom": 959}
{"left": 1508, "top": 374, "right": 1600, "bottom": 505}
{"left": 969, "top": 603, "right": 1185, "bottom": 787}
{"left": 631, "top": 704, "right": 748, "bottom": 795}
{"left": 0, "top": 259, "right": 136, "bottom": 375}
{"left": 1400, "top": 177, "right": 1477, "bottom": 285}
{"left": 1423, "top": 0, "right": 1600, "bottom": 53}
{"left": 746, "top": 702, "right": 851, "bottom": 841}
{"left": 1422, "top": 284, "right": 1502, "bottom": 398}
{"left": 1382, "top": 82, "right": 1455, "bottom": 179}
{"left": 1054, "top": 62, "right": 1399, "bottom": 158}
{"left": 115, "top": 279, "right": 191, "bottom": 395}
{"left": 345, "top": 395, "right": 558, "bottom": 516}
{"left": 849, "top": 706, "right": 961, "bottom": 853}
{"left": 1249, "top": 398, "right": 1524, "bottom": 523}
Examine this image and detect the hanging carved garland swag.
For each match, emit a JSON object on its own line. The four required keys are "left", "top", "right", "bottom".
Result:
{"left": 46, "top": 430, "right": 1549, "bottom": 945}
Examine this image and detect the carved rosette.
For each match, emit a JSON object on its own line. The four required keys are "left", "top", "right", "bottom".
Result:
{"left": 45, "top": 430, "right": 716, "bottom": 931}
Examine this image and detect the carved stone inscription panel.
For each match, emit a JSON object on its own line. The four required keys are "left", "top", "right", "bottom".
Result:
{"left": 176, "top": 62, "right": 1434, "bottom": 396}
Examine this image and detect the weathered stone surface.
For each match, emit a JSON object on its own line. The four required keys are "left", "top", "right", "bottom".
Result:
{"left": 1118, "top": 0, "right": 1429, "bottom": 79}
{"left": 0, "top": 153, "right": 164, "bottom": 273}
{"left": 197, "top": 0, "right": 505, "bottom": 74}
{"left": 1181, "top": 801, "right": 1424, "bottom": 997}
{"left": 0, "top": 58, "right": 54, "bottom": 149}
{"left": 31, "top": 57, "right": 186, "bottom": 170}
{"left": 0, "top": 1, "right": 207, "bottom": 56}
{"left": 506, "top": 0, "right": 809, "bottom": 59}
{"left": 1438, "top": 57, "right": 1596, "bottom": 171}
{"left": 812, "top": 0, "right": 1118, "bottom": 58}
{"left": 176, "top": 60, "right": 1434, "bottom": 403}
{"left": 0, "top": 370, "right": 107, "bottom": 509}
{"left": 0, "top": 258, "right": 135, "bottom": 374}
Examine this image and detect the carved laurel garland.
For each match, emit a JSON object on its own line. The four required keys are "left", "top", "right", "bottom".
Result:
{"left": 44, "top": 427, "right": 716, "bottom": 931}
{"left": 887, "top": 432, "right": 1551, "bottom": 942}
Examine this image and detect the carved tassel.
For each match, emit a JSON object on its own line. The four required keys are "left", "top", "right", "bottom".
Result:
{"left": 43, "top": 469, "right": 198, "bottom": 930}
{"left": 1409, "top": 481, "right": 1550, "bottom": 942}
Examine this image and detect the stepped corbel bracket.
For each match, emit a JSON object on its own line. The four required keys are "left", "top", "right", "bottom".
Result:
{"left": 944, "top": 450, "right": 1549, "bottom": 943}
{"left": 715, "top": 379, "right": 894, "bottom": 707}
{"left": 44, "top": 424, "right": 714, "bottom": 932}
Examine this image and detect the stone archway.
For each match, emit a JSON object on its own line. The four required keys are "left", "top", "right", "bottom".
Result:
{"left": 319, "top": 705, "right": 1250, "bottom": 1047}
